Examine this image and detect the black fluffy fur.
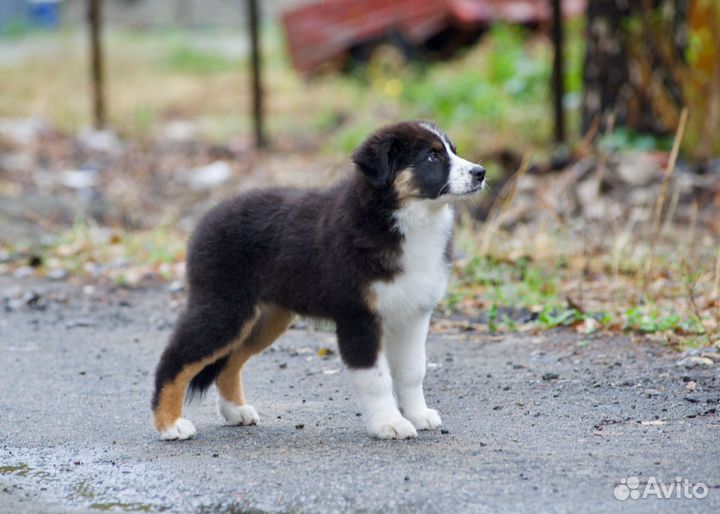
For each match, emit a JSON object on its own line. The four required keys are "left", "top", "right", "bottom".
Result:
{"left": 152, "top": 121, "right": 472, "bottom": 407}
{"left": 187, "top": 356, "right": 228, "bottom": 401}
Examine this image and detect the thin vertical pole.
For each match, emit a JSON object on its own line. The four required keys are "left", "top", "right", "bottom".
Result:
{"left": 246, "top": 0, "right": 265, "bottom": 148}
{"left": 551, "top": 0, "right": 565, "bottom": 143}
{"left": 88, "top": 0, "right": 106, "bottom": 129}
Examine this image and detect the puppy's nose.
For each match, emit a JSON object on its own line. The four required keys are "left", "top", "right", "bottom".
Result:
{"left": 469, "top": 165, "right": 486, "bottom": 180}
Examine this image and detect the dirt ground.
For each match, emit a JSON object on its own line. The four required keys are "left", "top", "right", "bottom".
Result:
{"left": 1, "top": 276, "right": 718, "bottom": 514}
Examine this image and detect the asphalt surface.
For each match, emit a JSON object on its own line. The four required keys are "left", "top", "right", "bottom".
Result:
{"left": 1, "top": 277, "right": 718, "bottom": 514}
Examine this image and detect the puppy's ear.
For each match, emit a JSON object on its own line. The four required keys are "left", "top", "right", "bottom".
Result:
{"left": 352, "top": 138, "right": 394, "bottom": 188}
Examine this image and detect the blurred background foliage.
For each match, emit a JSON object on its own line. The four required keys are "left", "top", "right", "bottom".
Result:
{"left": 0, "top": 1, "right": 717, "bottom": 160}
{"left": 0, "top": 21, "right": 579, "bottom": 165}
{"left": 0, "top": 0, "right": 718, "bottom": 346}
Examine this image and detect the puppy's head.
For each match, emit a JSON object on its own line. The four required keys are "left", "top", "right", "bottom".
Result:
{"left": 352, "top": 120, "right": 485, "bottom": 201}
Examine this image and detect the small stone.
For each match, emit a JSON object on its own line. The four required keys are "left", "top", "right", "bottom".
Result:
{"left": 158, "top": 120, "right": 198, "bottom": 143}
{"left": 0, "top": 117, "right": 48, "bottom": 144}
{"left": 676, "top": 356, "right": 714, "bottom": 368}
{"left": 22, "top": 290, "right": 41, "bottom": 305}
{"left": 168, "top": 280, "right": 184, "bottom": 293}
{"left": 66, "top": 319, "right": 96, "bottom": 329}
{"left": 440, "top": 428, "right": 449, "bottom": 434}
{"left": 542, "top": 372, "right": 560, "bottom": 381}
{"left": 295, "top": 424, "right": 304, "bottom": 429}
{"left": 184, "top": 161, "right": 232, "bottom": 190}
{"left": 13, "top": 266, "right": 34, "bottom": 278}
{"left": 77, "top": 127, "right": 122, "bottom": 153}
{"left": 47, "top": 268, "right": 68, "bottom": 280}
{"left": 61, "top": 169, "right": 98, "bottom": 189}
{"left": 681, "top": 348, "right": 702, "bottom": 357}
{"left": 701, "top": 353, "right": 720, "bottom": 363}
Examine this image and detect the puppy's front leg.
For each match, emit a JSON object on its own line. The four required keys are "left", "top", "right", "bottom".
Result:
{"left": 347, "top": 353, "right": 417, "bottom": 439}
{"left": 337, "top": 318, "right": 417, "bottom": 439}
{"left": 384, "top": 311, "right": 442, "bottom": 431}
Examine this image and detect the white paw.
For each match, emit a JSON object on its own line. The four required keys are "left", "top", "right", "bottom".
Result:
{"left": 404, "top": 408, "right": 442, "bottom": 431}
{"left": 159, "top": 418, "right": 197, "bottom": 440}
{"left": 368, "top": 415, "right": 418, "bottom": 440}
{"left": 218, "top": 397, "right": 259, "bottom": 426}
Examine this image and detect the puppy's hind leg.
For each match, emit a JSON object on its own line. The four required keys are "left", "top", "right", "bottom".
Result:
{"left": 216, "top": 304, "right": 293, "bottom": 426}
{"left": 152, "top": 301, "right": 259, "bottom": 440}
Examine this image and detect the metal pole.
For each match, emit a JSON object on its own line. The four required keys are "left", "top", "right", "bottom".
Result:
{"left": 551, "top": 0, "right": 565, "bottom": 143}
{"left": 246, "top": 0, "right": 265, "bottom": 148}
{"left": 88, "top": 0, "right": 106, "bottom": 129}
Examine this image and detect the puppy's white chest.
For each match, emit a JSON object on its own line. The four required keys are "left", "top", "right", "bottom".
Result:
{"left": 372, "top": 203, "right": 453, "bottom": 323}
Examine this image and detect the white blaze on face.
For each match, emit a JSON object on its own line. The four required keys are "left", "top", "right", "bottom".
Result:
{"left": 419, "top": 122, "right": 484, "bottom": 196}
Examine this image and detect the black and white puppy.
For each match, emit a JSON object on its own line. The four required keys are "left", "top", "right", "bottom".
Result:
{"left": 152, "top": 121, "right": 485, "bottom": 440}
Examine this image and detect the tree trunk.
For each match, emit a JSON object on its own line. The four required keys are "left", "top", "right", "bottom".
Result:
{"left": 88, "top": 0, "right": 106, "bottom": 130}
{"left": 582, "top": 0, "right": 688, "bottom": 136}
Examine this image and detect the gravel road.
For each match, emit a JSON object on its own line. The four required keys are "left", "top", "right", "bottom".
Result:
{"left": 1, "top": 277, "right": 718, "bottom": 513}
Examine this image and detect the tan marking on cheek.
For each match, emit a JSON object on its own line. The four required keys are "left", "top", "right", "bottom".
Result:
{"left": 153, "top": 311, "right": 260, "bottom": 431}
{"left": 215, "top": 304, "right": 293, "bottom": 406}
{"left": 394, "top": 168, "right": 420, "bottom": 202}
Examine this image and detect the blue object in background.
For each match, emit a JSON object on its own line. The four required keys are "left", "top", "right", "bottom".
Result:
{"left": 27, "top": 0, "right": 62, "bottom": 29}
{"left": 0, "top": 0, "right": 63, "bottom": 31}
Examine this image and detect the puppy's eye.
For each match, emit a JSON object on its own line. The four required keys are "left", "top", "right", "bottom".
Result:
{"left": 427, "top": 153, "right": 439, "bottom": 163}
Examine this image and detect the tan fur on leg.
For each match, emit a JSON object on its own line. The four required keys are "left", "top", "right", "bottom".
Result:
{"left": 153, "top": 313, "right": 259, "bottom": 432}
{"left": 216, "top": 304, "right": 293, "bottom": 406}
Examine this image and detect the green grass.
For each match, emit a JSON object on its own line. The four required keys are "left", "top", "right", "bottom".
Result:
{"left": 162, "top": 46, "right": 239, "bottom": 74}
{"left": 0, "top": 20, "right": 586, "bottom": 157}
{"left": 0, "top": 219, "right": 187, "bottom": 286}
{"left": 0, "top": 19, "right": 31, "bottom": 38}
{"left": 1, "top": 22, "right": 717, "bottom": 349}
{"left": 323, "top": 21, "right": 586, "bottom": 159}
{"left": 437, "top": 214, "right": 720, "bottom": 348}
{"left": 443, "top": 252, "right": 713, "bottom": 343}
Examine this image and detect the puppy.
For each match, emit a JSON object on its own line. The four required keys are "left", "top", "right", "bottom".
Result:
{"left": 151, "top": 121, "right": 485, "bottom": 440}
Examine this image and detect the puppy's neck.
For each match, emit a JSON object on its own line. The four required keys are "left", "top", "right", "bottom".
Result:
{"left": 393, "top": 200, "right": 453, "bottom": 235}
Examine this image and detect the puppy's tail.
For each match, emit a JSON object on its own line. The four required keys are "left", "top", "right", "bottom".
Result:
{"left": 185, "top": 356, "right": 229, "bottom": 403}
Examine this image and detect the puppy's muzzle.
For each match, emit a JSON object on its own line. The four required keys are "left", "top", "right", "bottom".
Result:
{"left": 469, "top": 165, "right": 486, "bottom": 182}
